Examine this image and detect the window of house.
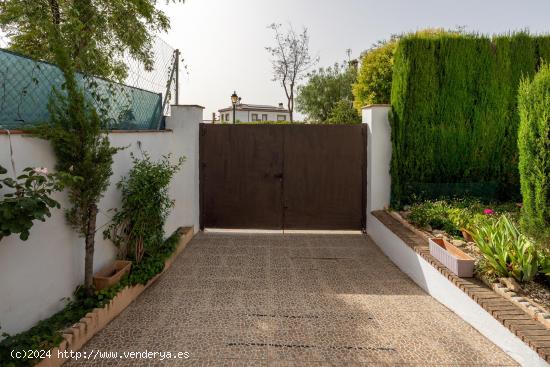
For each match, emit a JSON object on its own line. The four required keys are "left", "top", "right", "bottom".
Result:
{"left": 251, "top": 114, "right": 258, "bottom": 121}
{"left": 221, "top": 114, "right": 224, "bottom": 122}
{"left": 277, "top": 115, "right": 286, "bottom": 121}
{"left": 262, "top": 114, "right": 268, "bottom": 121}
{"left": 226, "top": 113, "right": 230, "bottom": 121}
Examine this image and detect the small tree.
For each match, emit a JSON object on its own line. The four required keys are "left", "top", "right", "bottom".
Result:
{"left": 518, "top": 63, "right": 550, "bottom": 243}
{"left": 266, "top": 23, "right": 318, "bottom": 123}
{"left": 296, "top": 62, "right": 358, "bottom": 123}
{"left": 36, "top": 27, "right": 122, "bottom": 294}
{"left": 352, "top": 39, "right": 397, "bottom": 112}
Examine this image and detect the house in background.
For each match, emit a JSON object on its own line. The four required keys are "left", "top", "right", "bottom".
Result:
{"left": 218, "top": 102, "right": 290, "bottom": 123}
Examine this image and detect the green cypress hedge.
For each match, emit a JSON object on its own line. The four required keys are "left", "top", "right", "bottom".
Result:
{"left": 518, "top": 63, "right": 550, "bottom": 241}
{"left": 390, "top": 32, "right": 550, "bottom": 207}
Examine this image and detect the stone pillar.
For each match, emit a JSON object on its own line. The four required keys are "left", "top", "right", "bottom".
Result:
{"left": 362, "top": 105, "right": 392, "bottom": 226}
{"left": 166, "top": 105, "right": 204, "bottom": 233}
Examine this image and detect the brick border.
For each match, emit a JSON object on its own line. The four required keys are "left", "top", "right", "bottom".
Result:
{"left": 372, "top": 210, "right": 550, "bottom": 363}
{"left": 35, "top": 226, "right": 194, "bottom": 367}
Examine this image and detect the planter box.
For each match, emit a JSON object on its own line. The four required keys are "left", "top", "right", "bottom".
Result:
{"left": 429, "top": 238, "right": 474, "bottom": 278}
{"left": 93, "top": 260, "right": 132, "bottom": 291}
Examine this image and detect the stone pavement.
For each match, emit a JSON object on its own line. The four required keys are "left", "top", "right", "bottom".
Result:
{"left": 66, "top": 233, "right": 517, "bottom": 366}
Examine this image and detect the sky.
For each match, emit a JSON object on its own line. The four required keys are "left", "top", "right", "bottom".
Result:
{"left": 156, "top": 0, "right": 550, "bottom": 120}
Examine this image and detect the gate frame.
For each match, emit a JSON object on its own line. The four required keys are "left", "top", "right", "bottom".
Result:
{"left": 199, "top": 123, "right": 368, "bottom": 231}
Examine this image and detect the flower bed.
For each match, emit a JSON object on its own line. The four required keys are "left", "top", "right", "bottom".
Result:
{"left": 393, "top": 200, "right": 550, "bottom": 313}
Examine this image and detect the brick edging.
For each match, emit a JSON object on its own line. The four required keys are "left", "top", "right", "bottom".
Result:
{"left": 35, "top": 226, "right": 195, "bottom": 367}
{"left": 372, "top": 210, "right": 550, "bottom": 362}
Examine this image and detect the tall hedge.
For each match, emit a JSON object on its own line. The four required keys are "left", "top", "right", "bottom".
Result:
{"left": 390, "top": 32, "right": 550, "bottom": 207}
{"left": 518, "top": 64, "right": 550, "bottom": 241}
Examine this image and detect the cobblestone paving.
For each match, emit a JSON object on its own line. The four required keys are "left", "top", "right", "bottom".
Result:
{"left": 67, "top": 233, "right": 517, "bottom": 366}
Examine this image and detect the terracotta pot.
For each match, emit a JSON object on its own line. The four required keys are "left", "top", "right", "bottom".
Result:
{"left": 461, "top": 228, "right": 474, "bottom": 242}
{"left": 429, "top": 238, "right": 475, "bottom": 278}
{"left": 93, "top": 260, "right": 132, "bottom": 291}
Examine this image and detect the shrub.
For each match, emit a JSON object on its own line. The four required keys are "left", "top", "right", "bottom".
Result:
{"left": 518, "top": 64, "right": 550, "bottom": 243}
{"left": 471, "top": 215, "right": 540, "bottom": 282}
{"left": 408, "top": 201, "right": 460, "bottom": 235}
{"left": 390, "top": 32, "right": 550, "bottom": 207}
{"left": 105, "top": 153, "right": 184, "bottom": 262}
{"left": 352, "top": 39, "right": 397, "bottom": 111}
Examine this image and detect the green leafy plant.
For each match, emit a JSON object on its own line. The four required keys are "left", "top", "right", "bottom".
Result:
{"left": 0, "top": 165, "right": 70, "bottom": 241}
{"left": 327, "top": 99, "right": 361, "bottom": 124}
{"left": 352, "top": 38, "right": 397, "bottom": 111}
{"left": 0, "top": 0, "right": 184, "bottom": 81}
{"left": 0, "top": 282, "right": 123, "bottom": 367}
{"left": 518, "top": 63, "right": 550, "bottom": 243}
{"left": 296, "top": 62, "right": 359, "bottom": 123}
{"left": 407, "top": 201, "right": 461, "bottom": 235}
{"left": 105, "top": 153, "right": 184, "bottom": 263}
{"left": 471, "top": 215, "right": 540, "bottom": 282}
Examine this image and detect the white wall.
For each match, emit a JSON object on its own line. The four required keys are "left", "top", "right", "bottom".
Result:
{"left": 0, "top": 105, "right": 202, "bottom": 335}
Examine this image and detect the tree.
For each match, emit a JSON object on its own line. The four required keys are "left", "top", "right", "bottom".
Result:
{"left": 327, "top": 99, "right": 361, "bottom": 124}
{"left": 518, "top": 64, "right": 550, "bottom": 243}
{"left": 35, "top": 24, "right": 122, "bottom": 294}
{"left": 296, "top": 62, "right": 358, "bottom": 123}
{"left": 266, "top": 23, "right": 318, "bottom": 123}
{"left": 0, "top": 0, "right": 183, "bottom": 81}
{"left": 352, "top": 38, "right": 397, "bottom": 112}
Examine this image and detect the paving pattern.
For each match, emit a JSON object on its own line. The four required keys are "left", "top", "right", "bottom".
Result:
{"left": 67, "top": 233, "right": 517, "bottom": 366}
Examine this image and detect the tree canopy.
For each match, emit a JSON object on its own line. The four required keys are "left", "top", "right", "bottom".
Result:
{"left": 352, "top": 39, "right": 397, "bottom": 111}
{"left": 0, "top": 0, "right": 182, "bottom": 81}
{"left": 296, "top": 62, "right": 359, "bottom": 123}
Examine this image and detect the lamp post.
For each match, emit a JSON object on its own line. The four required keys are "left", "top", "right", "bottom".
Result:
{"left": 231, "top": 91, "right": 239, "bottom": 124}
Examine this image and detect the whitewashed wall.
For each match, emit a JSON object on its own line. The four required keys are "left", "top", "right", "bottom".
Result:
{"left": 0, "top": 105, "right": 202, "bottom": 335}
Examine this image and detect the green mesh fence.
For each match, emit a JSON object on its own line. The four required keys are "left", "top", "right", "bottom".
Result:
{"left": 0, "top": 48, "right": 167, "bottom": 130}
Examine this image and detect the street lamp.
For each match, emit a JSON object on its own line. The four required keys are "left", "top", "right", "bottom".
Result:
{"left": 231, "top": 91, "right": 239, "bottom": 124}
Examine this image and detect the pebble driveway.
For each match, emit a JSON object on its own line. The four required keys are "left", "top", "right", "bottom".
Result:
{"left": 66, "top": 233, "right": 517, "bottom": 366}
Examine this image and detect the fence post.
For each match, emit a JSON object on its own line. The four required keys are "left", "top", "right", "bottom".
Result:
{"left": 362, "top": 105, "right": 392, "bottom": 225}
{"left": 165, "top": 105, "right": 204, "bottom": 233}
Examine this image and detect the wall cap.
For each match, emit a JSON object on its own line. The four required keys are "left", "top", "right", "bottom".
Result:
{"left": 0, "top": 129, "right": 173, "bottom": 135}
{"left": 362, "top": 104, "right": 391, "bottom": 109}
{"left": 171, "top": 104, "right": 205, "bottom": 109}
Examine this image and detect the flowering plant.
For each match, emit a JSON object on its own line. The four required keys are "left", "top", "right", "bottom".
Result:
{"left": 0, "top": 164, "right": 71, "bottom": 241}
{"left": 483, "top": 208, "right": 495, "bottom": 215}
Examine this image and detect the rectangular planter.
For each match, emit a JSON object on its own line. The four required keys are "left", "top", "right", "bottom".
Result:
{"left": 93, "top": 260, "right": 132, "bottom": 291}
{"left": 429, "top": 238, "right": 474, "bottom": 278}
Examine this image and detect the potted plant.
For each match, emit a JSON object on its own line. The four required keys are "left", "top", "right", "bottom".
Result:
{"left": 93, "top": 260, "right": 132, "bottom": 290}
{"left": 429, "top": 237, "right": 475, "bottom": 277}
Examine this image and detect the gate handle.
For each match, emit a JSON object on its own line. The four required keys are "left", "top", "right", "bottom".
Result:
{"left": 273, "top": 173, "right": 283, "bottom": 179}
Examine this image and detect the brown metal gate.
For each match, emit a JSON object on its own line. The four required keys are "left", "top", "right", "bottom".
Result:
{"left": 200, "top": 124, "right": 367, "bottom": 230}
